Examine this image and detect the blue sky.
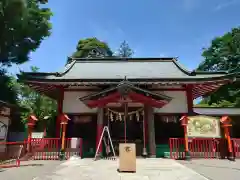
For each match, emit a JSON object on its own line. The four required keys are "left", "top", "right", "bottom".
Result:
{"left": 10, "top": 0, "right": 240, "bottom": 74}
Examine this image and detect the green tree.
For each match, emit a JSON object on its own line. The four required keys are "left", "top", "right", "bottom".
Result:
{"left": 0, "top": 69, "right": 18, "bottom": 105}
{"left": 16, "top": 66, "right": 57, "bottom": 133}
{"left": 68, "top": 37, "right": 113, "bottom": 63}
{"left": 197, "top": 27, "right": 240, "bottom": 107}
{"left": 116, "top": 40, "right": 134, "bottom": 58}
{"left": 0, "top": 0, "right": 52, "bottom": 66}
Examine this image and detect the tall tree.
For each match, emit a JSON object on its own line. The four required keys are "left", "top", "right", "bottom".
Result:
{"left": 68, "top": 37, "right": 113, "bottom": 63}
{"left": 16, "top": 66, "right": 57, "bottom": 133}
{"left": 116, "top": 40, "right": 134, "bottom": 58}
{"left": 0, "top": 69, "right": 18, "bottom": 105}
{"left": 0, "top": 0, "right": 52, "bottom": 66}
{"left": 197, "top": 27, "right": 240, "bottom": 107}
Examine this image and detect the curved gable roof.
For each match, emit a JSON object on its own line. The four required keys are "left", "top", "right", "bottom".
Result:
{"left": 18, "top": 57, "right": 236, "bottom": 82}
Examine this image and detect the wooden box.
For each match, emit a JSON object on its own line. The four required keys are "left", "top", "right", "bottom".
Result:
{"left": 118, "top": 143, "right": 136, "bottom": 172}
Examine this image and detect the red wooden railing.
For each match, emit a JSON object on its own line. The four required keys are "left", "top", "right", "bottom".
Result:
{"left": 65, "top": 138, "right": 83, "bottom": 159}
{"left": 0, "top": 138, "right": 83, "bottom": 168}
{"left": 232, "top": 138, "right": 240, "bottom": 158}
{"left": 0, "top": 141, "right": 25, "bottom": 168}
{"left": 169, "top": 138, "right": 240, "bottom": 159}
{"left": 30, "top": 138, "right": 83, "bottom": 160}
{"left": 31, "top": 138, "right": 61, "bottom": 160}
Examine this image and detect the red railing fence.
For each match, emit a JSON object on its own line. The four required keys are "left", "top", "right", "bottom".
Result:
{"left": 169, "top": 138, "right": 223, "bottom": 159}
{"left": 31, "top": 138, "right": 61, "bottom": 160}
{"left": 30, "top": 138, "right": 83, "bottom": 160}
{"left": 231, "top": 138, "right": 240, "bottom": 158}
{"left": 65, "top": 138, "right": 83, "bottom": 159}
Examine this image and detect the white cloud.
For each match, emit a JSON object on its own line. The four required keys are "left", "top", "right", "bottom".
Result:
{"left": 159, "top": 53, "right": 167, "bottom": 57}
{"left": 214, "top": 0, "right": 240, "bottom": 11}
{"left": 182, "top": 0, "right": 199, "bottom": 11}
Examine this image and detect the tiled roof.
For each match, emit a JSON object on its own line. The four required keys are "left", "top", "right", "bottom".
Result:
{"left": 18, "top": 58, "right": 236, "bottom": 82}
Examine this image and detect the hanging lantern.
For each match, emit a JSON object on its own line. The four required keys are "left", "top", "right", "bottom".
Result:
{"left": 60, "top": 114, "right": 70, "bottom": 125}
{"left": 180, "top": 115, "right": 189, "bottom": 126}
{"left": 220, "top": 116, "right": 231, "bottom": 126}
{"left": 27, "top": 115, "right": 38, "bottom": 126}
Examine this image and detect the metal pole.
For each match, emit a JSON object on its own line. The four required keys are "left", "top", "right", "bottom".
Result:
{"left": 124, "top": 102, "right": 128, "bottom": 143}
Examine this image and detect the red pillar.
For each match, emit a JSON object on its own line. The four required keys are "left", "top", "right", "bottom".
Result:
{"left": 186, "top": 84, "right": 193, "bottom": 114}
{"left": 144, "top": 106, "right": 148, "bottom": 144}
{"left": 56, "top": 87, "right": 64, "bottom": 137}
{"left": 96, "top": 108, "right": 104, "bottom": 155}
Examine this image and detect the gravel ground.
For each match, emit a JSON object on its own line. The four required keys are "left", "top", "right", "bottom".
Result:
{"left": 179, "top": 159, "right": 240, "bottom": 180}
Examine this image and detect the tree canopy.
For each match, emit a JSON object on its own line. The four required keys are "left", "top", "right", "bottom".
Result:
{"left": 15, "top": 66, "right": 57, "bottom": 132}
{"left": 68, "top": 37, "right": 113, "bottom": 63}
{"left": 197, "top": 27, "right": 240, "bottom": 107}
{"left": 0, "top": 0, "right": 52, "bottom": 66}
{"left": 115, "top": 40, "right": 134, "bottom": 58}
{"left": 0, "top": 0, "right": 53, "bottom": 132}
{"left": 0, "top": 69, "right": 18, "bottom": 105}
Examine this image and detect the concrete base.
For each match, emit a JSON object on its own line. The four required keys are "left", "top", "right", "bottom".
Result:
{"left": 228, "top": 152, "right": 235, "bottom": 161}
{"left": 184, "top": 151, "right": 191, "bottom": 161}
{"left": 148, "top": 155, "right": 156, "bottom": 158}
{"left": 142, "top": 147, "right": 148, "bottom": 158}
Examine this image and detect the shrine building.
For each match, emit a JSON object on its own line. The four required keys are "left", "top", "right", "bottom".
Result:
{"left": 18, "top": 57, "right": 239, "bottom": 157}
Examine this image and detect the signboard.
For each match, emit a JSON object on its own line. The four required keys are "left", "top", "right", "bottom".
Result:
{"left": 73, "top": 116, "right": 91, "bottom": 124}
{"left": 187, "top": 115, "right": 221, "bottom": 138}
{"left": 32, "top": 132, "right": 44, "bottom": 138}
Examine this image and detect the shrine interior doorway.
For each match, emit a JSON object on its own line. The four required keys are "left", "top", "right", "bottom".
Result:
{"left": 154, "top": 115, "right": 184, "bottom": 157}
{"left": 106, "top": 107, "right": 144, "bottom": 156}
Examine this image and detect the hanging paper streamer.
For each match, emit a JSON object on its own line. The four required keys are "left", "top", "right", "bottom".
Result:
{"left": 129, "top": 115, "right": 133, "bottom": 121}
{"left": 107, "top": 107, "right": 144, "bottom": 122}
{"left": 136, "top": 111, "right": 139, "bottom": 122}
{"left": 110, "top": 112, "right": 114, "bottom": 121}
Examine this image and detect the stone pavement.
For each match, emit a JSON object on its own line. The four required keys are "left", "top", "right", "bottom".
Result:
{"left": 0, "top": 160, "right": 63, "bottom": 180}
{"left": 32, "top": 158, "right": 208, "bottom": 180}
{"left": 180, "top": 159, "right": 240, "bottom": 180}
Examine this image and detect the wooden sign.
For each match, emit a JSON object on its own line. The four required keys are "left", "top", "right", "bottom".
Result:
{"left": 73, "top": 116, "right": 91, "bottom": 124}
{"left": 187, "top": 116, "right": 221, "bottom": 138}
{"left": 119, "top": 143, "right": 136, "bottom": 172}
